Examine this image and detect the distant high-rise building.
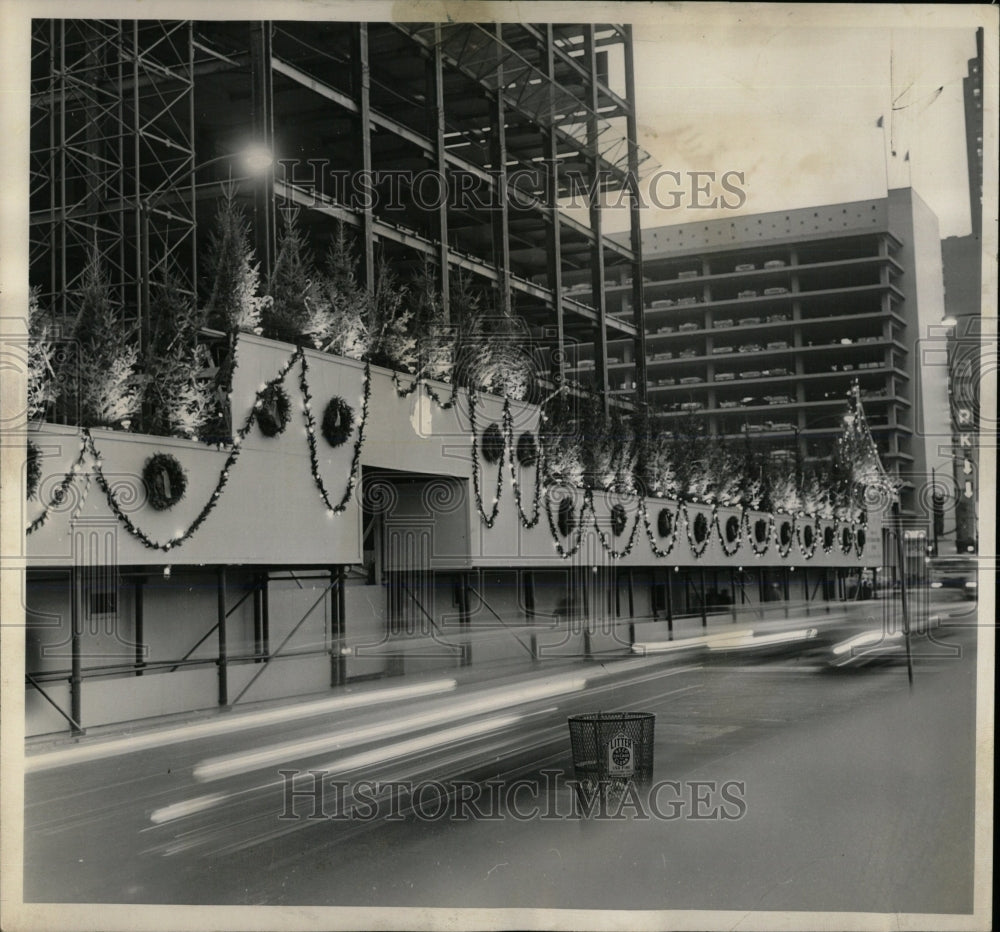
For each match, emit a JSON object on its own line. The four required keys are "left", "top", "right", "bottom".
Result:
{"left": 602, "top": 188, "right": 951, "bottom": 519}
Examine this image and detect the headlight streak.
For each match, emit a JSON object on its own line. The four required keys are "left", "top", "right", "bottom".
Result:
{"left": 193, "top": 678, "right": 587, "bottom": 782}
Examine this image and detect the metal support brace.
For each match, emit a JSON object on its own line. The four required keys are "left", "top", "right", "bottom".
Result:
{"left": 217, "top": 568, "right": 228, "bottom": 706}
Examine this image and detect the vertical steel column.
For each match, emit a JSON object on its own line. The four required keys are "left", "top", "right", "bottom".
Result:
{"left": 70, "top": 566, "right": 83, "bottom": 734}
{"left": 543, "top": 26, "right": 566, "bottom": 386}
{"left": 353, "top": 24, "right": 375, "bottom": 289}
{"left": 523, "top": 570, "right": 536, "bottom": 622}
{"left": 429, "top": 26, "right": 450, "bottom": 318}
{"left": 730, "top": 569, "right": 738, "bottom": 623}
{"left": 253, "top": 571, "right": 263, "bottom": 662}
{"left": 134, "top": 576, "right": 145, "bottom": 675}
{"left": 584, "top": 26, "right": 609, "bottom": 409}
{"left": 217, "top": 568, "right": 228, "bottom": 706}
{"left": 261, "top": 570, "right": 270, "bottom": 657}
{"left": 490, "top": 25, "right": 512, "bottom": 317}
{"left": 783, "top": 566, "right": 790, "bottom": 617}
{"left": 330, "top": 566, "right": 346, "bottom": 687}
{"left": 622, "top": 25, "right": 647, "bottom": 404}
{"left": 891, "top": 504, "right": 914, "bottom": 686}
{"left": 665, "top": 568, "right": 673, "bottom": 638}
{"left": 250, "top": 22, "right": 276, "bottom": 280}
{"left": 699, "top": 568, "right": 708, "bottom": 627}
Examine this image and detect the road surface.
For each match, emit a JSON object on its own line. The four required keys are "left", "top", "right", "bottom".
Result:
{"left": 23, "top": 600, "right": 979, "bottom": 914}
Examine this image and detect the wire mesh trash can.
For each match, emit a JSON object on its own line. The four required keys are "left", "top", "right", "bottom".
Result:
{"left": 567, "top": 712, "right": 655, "bottom": 807}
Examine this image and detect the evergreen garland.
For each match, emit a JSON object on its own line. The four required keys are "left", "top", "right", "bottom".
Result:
{"left": 26, "top": 440, "right": 41, "bottom": 500}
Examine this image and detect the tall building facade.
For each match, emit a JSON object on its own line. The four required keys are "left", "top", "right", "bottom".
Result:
{"left": 601, "top": 189, "right": 952, "bottom": 519}
{"left": 941, "top": 26, "right": 985, "bottom": 554}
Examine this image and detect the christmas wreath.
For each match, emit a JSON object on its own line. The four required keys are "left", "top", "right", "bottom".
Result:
{"left": 557, "top": 497, "right": 576, "bottom": 537}
{"left": 143, "top": 453, "right": 187, "bottom": 511}
{"left": 26, "top": 440, "right": 41, "bottom": 500}
{"left": 321, "top": 396, "right": 355, "bottom": 448}
{"left": 724, "top": 515, "right": 740, "bottom": 543}
{"left": 516, "top": 432, "right": 538, "bottom": 468}
{"left": 257, "top": 383, "right": 291, "bottom": 438}
{"left": 657, "top": 507, "right": 674, "bottom": 538}
{"left": 610, "top": 503, "right": 627, "bottom": 537}
{"left": 692, "top": 511, "right": 709, "bottom": 544}
{"left": 481, "top": 423, "right": 505, "bottom": 465}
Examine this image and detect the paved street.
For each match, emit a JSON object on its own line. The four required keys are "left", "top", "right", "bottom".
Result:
{"left": 23, "top": 600, "right": 979, "bottom": 914}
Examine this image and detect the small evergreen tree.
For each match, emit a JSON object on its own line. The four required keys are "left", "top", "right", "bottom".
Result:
{"left": 320, "top": 223, "right": 370, "bottom": 360}
{"left": 668, "top": 410, "right": 708, "bottom": 499}
{"left": 69, "top": 255, "right": 144, "bottom": 428}
{"left": 410, "top": 259, "right": 453, "bottom": 380}
{"left": 203, "top": 185, "right": 270, "bottom": 334}
{"left": 143, "top": 271, "right": 213, "bottom": 439}
{"left": 27, "top": 287, "right": 57, "bottom": 421}
{"left": 266, "top": 210, "right": 333, "bottom": 346}
{"left": 539, "top": 393, "right": 585, "bottom": 488}
{"left": 368, "top": 257, "right": 416, "bottom": 372}
{"left": 633, "top": 410, "right": 676, "bottom": 498}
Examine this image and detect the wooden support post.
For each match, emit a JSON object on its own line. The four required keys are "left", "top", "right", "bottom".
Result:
{"left": 730, "top": 569, "right": 738, "bottom": 623}
{"left": 217, "top": 568, "right": 228, "bottom": 707}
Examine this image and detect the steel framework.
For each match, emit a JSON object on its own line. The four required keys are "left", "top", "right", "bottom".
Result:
{"left": 29, "top": 20, "right": 196, "bottom": 321}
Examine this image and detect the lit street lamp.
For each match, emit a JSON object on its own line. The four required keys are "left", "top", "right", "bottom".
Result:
{"left": 139, "top": 145, "right": 274, "bottom": 352}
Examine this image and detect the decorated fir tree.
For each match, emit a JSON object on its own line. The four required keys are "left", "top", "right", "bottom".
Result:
{"left": 27, "top": 287, "right": 57, "bottom": 422}
{"left": 539, "top": 393, "right": 586, "bottom": 488}
{"left": 409, "top": 259, "right": 453, "bottom": 381}
{"left": 68, "top": 254, "right": 144, "bottom": 429}
{"left": 143, "top": 271, "right": 213, "bottom": 439}
{"left": 320, "top": 222, "right": 370, "bottom": 360}
{"left": 633, "top": 410, "right": 676, "bottom": 499}
{"left": 203, "top": 185, "right": 270, "bottom": 335}
{"left": 368, "top": 257, "right": 416, "bottom": 373}
{"left": 266, "top": 210, "right": 334, "bottom": 347}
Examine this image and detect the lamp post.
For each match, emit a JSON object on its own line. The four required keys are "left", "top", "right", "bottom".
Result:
{"left": 139, "top": 145, "right": 273, "bottom": 353}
